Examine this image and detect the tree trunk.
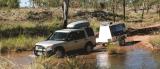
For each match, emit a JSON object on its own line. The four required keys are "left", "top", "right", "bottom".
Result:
{"left": 157, "top": 4, "right": 159, "bottom": 13}
{"left": 141, "top": 2, "right": 145, "bottom": 22}
{"left": 158, "top": 4, "right": 160, "bottom": 19}
{"left": 112, "top": 0, "right": 116, "bottom": 22}
{"left": 133, "top": 5, "right": 137, "bottom": 13}
{"left": 141, "top": 9, "right": 144, "bottom": 22}
{"left": 63, "top": 0, "right": 69, "bottom": 28}
{"left": 146, "top": 5, "right": 150, "bottom": 13}
{"left": 123, "top": 0, "right": 126, "bottom": 21}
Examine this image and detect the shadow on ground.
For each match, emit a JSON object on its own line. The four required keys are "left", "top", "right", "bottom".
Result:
{"left": 127, "top": 25, "right": 160, "bottom": 36}
{"left": 123, "top": 41, "right": 141, "bottom": 46}
{"left": 0, "top": 24, "right": 61, "bottom": 39}
{"left": 73, "top": 10, "right": 125, "bottom": 21}
{"left": 66, "top": 46, "right": 106, "bottom": 57}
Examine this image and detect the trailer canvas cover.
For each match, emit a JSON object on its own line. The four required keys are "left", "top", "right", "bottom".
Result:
{"left": 96, "top": 22, "right": 112, "bottom": 43}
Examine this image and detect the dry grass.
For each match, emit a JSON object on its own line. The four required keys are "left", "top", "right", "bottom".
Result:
{"left": 27, "top": 56, "right": 96, "bottom": 69}
{"left": 149, "top": 35, "right": 160, "bottom": 48}
{"left": 0, "top": 56, "right": 96, "bottom": 69}
{"left": 107, "top": 43, "right": 126, "bottom": 55}
{"left": 0, "top": 56, "right": 16, "bottom": 69}
{"left": 126, "top": 10, "right": 160, "bottom": 29}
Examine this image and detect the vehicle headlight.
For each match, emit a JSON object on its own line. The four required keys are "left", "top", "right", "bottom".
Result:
{"left": 46, "top": 46, "right": 52, "bottom": 51}
{"left": 35, "top": 45, "right": 44, "bottom": 49}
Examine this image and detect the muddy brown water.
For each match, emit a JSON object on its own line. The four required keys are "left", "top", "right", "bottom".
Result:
{"left": 108, "top": 48, "right": 160, "bottom": 69}
{"left": 1, "top": 46, "right": 160, "bottom": 69}
{"left": 0, "top": 51, "right": 34, "bottom": 65}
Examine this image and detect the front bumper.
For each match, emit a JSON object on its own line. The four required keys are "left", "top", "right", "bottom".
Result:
{"left": 34, "top": 45, "right": 53, "bottom": 56}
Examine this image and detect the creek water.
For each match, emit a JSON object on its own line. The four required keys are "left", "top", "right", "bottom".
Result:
{"left": 1, "top": 47, "right": 160, "bottom": 69}
{"left": 108, "top": 48, "right": 160, "bottom": 69}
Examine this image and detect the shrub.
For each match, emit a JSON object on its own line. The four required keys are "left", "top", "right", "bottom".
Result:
{"left": 150, "top": 35, "right": 160, "bottom": 48}
{"left": 107, "top": 43, "right": 126, "bottom": 55}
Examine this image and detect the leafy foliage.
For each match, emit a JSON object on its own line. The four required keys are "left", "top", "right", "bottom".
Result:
{"left": 0, "top": 0, "right": 19, "bottom": 8}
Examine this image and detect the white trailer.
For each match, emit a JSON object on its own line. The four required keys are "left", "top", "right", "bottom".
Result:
{"left": 96, "top": 21, "right": 127, "bottom": 46}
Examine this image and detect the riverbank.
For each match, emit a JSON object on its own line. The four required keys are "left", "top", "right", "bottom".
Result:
{"left": 1, "top": 34, "right": 160, "bottom": 69}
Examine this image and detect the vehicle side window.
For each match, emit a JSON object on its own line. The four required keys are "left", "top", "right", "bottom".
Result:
{"left": 67, "top": 32, "right": 76, "bottom": 41}
{"left": 77, "top": 30, "right": 85, "bottom": 39}
{"left": 110, "top": 24, "right": 126, "bottom": 36}
{"left": 85, "top": 27, "right": 94, "bottom": 36}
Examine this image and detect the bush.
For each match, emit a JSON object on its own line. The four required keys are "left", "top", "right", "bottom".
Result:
{"left": 107, "top": 43, "right": 126, "bottom": 55}
{"left": 150, "top": 35, "right": 160, "bottom": 48}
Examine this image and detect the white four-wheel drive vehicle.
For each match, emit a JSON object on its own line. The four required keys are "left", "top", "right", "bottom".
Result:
{"left": 34, "top": 20, "right": 96, "bottom": 57}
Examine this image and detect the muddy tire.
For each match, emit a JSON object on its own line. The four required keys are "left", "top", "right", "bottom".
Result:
{"left": 33, "top": 47, "right": 39, "bottom": 56}
{"left": 54, "top": 48, "right": 65, "bottom": 58}
{"left": 34, "top": 50, "right": 38, "bottom": 56}
{"left": 118, "top": 38, "right": 125, "bottom": 46}
{"left": 85, "top": 43, "right": 93, "bottom": 53}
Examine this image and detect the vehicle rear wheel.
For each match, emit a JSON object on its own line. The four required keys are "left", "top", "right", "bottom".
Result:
{"left": 55, "top": 48, "right": 65, "bottom": 58}
{"left": 85, "top": 43, "right": 93, "bottom": 53}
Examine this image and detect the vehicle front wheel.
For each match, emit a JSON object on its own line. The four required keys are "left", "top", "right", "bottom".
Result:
{"left": 54, "top": 48, "right": 65, "bottom": 58}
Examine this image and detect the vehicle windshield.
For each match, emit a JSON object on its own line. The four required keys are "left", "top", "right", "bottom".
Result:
{"left": 47, "top": 32, "right": 68, "bottom": 41}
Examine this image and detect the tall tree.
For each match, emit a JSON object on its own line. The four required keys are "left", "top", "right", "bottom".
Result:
{"left": 123, "top": 0, "right": 126, "bottom": 21}
{"left": 63, "top": 0, "right": 69, "bottom": 28}
{"left": 141, "top": 0, "right": 145, "bottom": 22}
{"left": 112, "top": 0, "right": 116, "bottom": 22}
{"left": 154, "top": 0, "right": 160, "bottom": 18}
{"left": 130, "top": 0, "right": 142, "bottom": 13}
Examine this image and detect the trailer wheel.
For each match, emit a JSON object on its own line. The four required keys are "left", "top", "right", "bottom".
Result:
{"left": 118, "top": 37, "right": 125, "bottom": 46}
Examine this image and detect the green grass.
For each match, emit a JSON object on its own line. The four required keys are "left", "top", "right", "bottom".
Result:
{"left": 0, "top": 18, "right": 62, "bottom": 53}
{"left": 0, "top": 35, "right": 45, "bottom": 52}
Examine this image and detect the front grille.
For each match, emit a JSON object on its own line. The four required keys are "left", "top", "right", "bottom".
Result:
{"left": 36, "top": 45, "right": 45, "bottom": 50}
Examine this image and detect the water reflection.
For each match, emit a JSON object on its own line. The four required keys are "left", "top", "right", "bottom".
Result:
{"left": 96, "top": 52, "right": 110, "bottom": 69}
{"left": 109, "top": 54, "right": 126, "bottom": 69}
{"left": 109, "top": 49, "right": 160, "bottom": 69}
